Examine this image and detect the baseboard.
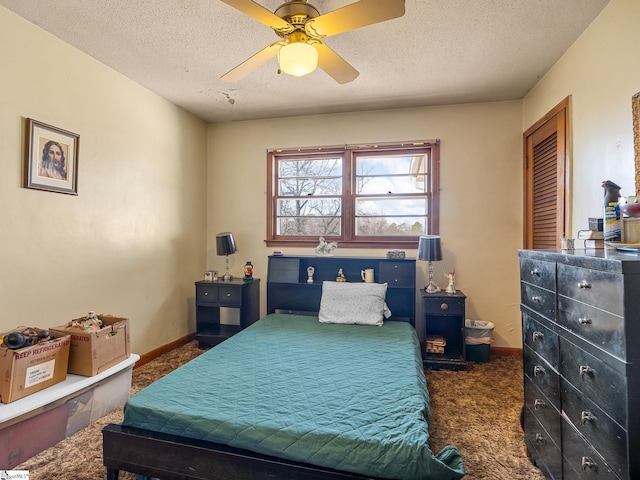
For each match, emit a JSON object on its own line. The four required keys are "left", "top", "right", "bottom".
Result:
{"left": 134, "top": 332, "right": 196, "bottom": 369}
{"left": 490, "top": 346, "right": 522, "bottom": 357}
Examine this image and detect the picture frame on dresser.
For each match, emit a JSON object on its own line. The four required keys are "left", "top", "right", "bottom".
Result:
{"left": 24, "top": 118, "right": 79, "bottom": 195}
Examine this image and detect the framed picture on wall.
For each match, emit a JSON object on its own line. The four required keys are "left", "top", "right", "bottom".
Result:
{"left": 24, "top": 118, "right": 79, "bottom": 195}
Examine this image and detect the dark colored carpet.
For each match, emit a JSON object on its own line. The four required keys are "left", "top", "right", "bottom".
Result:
{"left": 16, "top": 342, "right": 544, "bottom": 479}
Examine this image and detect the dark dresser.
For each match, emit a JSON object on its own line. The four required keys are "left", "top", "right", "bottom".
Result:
{"left": 519, "top": 249, "right": 640, "bottom": 479}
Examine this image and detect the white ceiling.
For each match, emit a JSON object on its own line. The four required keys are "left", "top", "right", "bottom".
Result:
{"left": 1, "top": 0, "right": 610, "bottom": 123}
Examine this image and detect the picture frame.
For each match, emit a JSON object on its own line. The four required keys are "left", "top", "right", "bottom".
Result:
{"left": 633, "top": 92, "right": 640, "bottom": 195}
{"left": 24, "top": 118, "right": 79, "bottom": 195}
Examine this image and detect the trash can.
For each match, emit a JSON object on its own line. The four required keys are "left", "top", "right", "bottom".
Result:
{"left": 465, "top": 319, "right": 494, "bottom": 362}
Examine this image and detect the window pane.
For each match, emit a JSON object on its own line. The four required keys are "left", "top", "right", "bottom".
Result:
{"left": 356, "top": 198, "right": 426, "bottom": 216}
{"left": 278, "top": 158, "right": 342, "bottom": 178}
{"left": 356, "top": 216, "right": 427, "bottom": 236}
{"left": 277, "top": 216, "right": 341, "bottom": 236}
{"left": 356, "top": 154, "right": 427, "bottom": 194}
{"left": 279, "top": 177, "right": 342, "bottom": 196}
{"left": 278, "top": 198, "right": 341, "bottom": 216}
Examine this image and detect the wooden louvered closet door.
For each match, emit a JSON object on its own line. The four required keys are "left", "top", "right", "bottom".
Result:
{"left": 523, "top": 98, "right": 569, "bottom": 249}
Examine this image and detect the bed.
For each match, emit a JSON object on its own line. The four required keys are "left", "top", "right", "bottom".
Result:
{"left": 102, "top": 279, "right": 464, "bottom": 480}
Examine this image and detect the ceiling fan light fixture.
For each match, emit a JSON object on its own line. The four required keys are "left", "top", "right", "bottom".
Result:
{"left": 278, "top": 41, "right": 318, "bottom": 77}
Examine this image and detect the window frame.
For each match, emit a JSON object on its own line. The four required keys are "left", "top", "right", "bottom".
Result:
{"left": 266, "top": 141, "right": 439, "bottom": 249}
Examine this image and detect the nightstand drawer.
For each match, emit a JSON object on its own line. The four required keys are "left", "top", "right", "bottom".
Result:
{"left": 218, "top": 286, "right": 242, "bottom": 307}
{"left": 423, "top": 296, "right": 464, "bottom": 315}
{"left": 196, "top": 285, "right": 219, "bottom": 303}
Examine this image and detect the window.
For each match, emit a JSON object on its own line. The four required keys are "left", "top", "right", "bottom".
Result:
{"left": 266, "top": 141, "right": 439, "bottom": 249}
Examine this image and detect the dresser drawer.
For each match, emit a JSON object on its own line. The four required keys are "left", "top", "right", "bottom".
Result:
{"left": 523, "top": 314, "right": 559, "bottom": 370}
{"left": 562, "top": 378, "right": 628, "bottom": 479}
{"left": 520, "top": 257, "right": 556, "bottom": 291}
{"left": 562, "top": 415, "right": 622, "bottom": 480}
{"left": 558, "top": 295, "right": 626, "bottom": 360}
{"left": 557, "top": 264, "right": 623, "bottom": 316}
{"left": 379, "top": 262, "right": 414, "bottom": 287}
{"left": 521, "top": 282, "right": 556, "bottom": 321}
{"left": 218, "top": 286, "right": 242, "bottom": 307}
{"left": 196, "top": 284, "right": 219, "bottom": 303}
{"left": 523, "top": 408, "right": 562, "bottom": 480}
{"left": 559, "top": 337, "right": 627, "bottom": 427}
{"left": 524, "top": 345, "right": 560, "bottom": 410}
{"left": 524, "top": 377, "right": 561, "bottom": 446}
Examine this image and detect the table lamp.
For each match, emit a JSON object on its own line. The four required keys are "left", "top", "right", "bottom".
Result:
{"left": 216, "top": 232, "right": 237, "bottom": 281}
{"left": 418, "top": 235, "right": 442, "bottom": 293}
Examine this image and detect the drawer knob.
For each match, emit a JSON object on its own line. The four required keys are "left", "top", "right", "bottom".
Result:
{"left": 533, "top": 365, "right": 545, "bottom": 377}
{"left": 204, "top": 292, "right": 209, "bottom": 296}
{"left": 530, "top": 268, "right": 540, "bottom": 276}
{"left": 578, "top": 317, "right": 592, "bottom": 325}
{"left": 440, "top": 303, "right": 449, "bottom": 311}
{"left": 579, "top": 365, "right": 594, "bottom": 379}
{"left": 531, "top": 295, "right": 542, "bottom": 303}
{"left": 226, "top": 293, "right": 231, "bottom": 297}
{"left": 578, "top": 280, "right": 592, "bottom": 289}
{"left": 532, "top": 331, "right": 544, "bottom": 342}
{"left": 581, "top": 411, "right": 596, "bottom": 425}
{"left": 534, "top": 398, "right": 545, "bottom": 410}
{"left": 581, "top": 457, "right": 597, "bottom": 471}
{"left": 534, "top": 433, "right": 545, "bottom": 445}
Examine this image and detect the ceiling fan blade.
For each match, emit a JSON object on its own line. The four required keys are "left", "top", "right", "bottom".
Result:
{"left": 305, "top": 0, "right": 405, "bottom": 38}
{"left": 219, "top": 0, "right": 293, "bottom": 32}
{"left": 315, "top": 43, "right": 359, "bottom": 84}
{"left": 221, "top": 41, "right": 283, "bottom": 82}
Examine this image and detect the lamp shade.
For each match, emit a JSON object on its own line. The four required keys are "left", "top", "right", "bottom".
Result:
{"left": 278, "top": 42, "right": 318, "bottom": 77}
{"left": 216, "top": 232, "right": 237, "bottom": 256}
{"left": 417, "top": 235, "right": 442, "bottom": 262}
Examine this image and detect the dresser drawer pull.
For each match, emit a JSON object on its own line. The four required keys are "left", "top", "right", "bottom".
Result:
{"left": 532, "top": 331, "right": 544, "bottom": 342}
{"left": 531, "top": 295, "right": 542, "bottom": 303}
{"left": 581, "top": 457, "right": 597, "bottom": 471}
{"left": 440, "top": 303, "right": 448, "bottom": 311}
{"left": 534, "top": 433, "right": 545, "bottom": 445}
{"left": 578, "top": 317, "right": 592, "bottom": 325}
{"left": 533, "top": 365, "right": 545, "bottom": 377}
{"left": 581, "top": 411, "right": 596, "bottom": 425}
{"left": 578, "top": 280, "right": 592, "bottom": 289}
{"left": 534, "top": 398, "right": 545, "bottom": 409}
{"left": 204, "top": 292, "right": 209, "bottom": 296}
{"left": 226, "top": 293, "right": 232, "bottom": 297}
{"left": 530, "top": 268, "right": 540, "bottom": 276}
{"left": 579, "top": 365, "right": 594, "bottom": 379}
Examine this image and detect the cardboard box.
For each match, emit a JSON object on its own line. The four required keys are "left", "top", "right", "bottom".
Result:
{"left": 51, "top": 315, "right": 130, "bottom": 376}
{"left": 0, "top": 329, "right": 71, "bottom": 404}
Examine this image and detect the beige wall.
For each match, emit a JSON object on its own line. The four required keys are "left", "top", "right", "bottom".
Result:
{"left": 0, "top": 7, "right": 208, "bottom": 355}
{"left": 208, "top": 101, "right": 525, "bottom": 348}
{"left": 524, "top": 0, "right": 640, "bottom": 234}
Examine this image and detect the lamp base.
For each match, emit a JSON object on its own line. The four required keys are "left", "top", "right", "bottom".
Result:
{"left": 223, "top": 272, "right": 233, "bottom": 281}
{"left": 425, "top": 282, "right": 441, "bottom": 294}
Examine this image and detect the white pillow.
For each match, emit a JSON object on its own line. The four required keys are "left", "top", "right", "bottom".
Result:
{"left": 318, "top": 281, "right": 391, "bottom": 326}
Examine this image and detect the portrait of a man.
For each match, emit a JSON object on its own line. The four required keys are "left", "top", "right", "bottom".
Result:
{"left": 38, "top": 139, "right": 68, "bottom": 180}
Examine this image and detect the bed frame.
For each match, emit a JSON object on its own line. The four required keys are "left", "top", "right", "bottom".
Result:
{"left": 103, "top": 256, "right": 417, "bottom": 480}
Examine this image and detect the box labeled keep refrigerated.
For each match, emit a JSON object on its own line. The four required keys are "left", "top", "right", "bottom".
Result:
{"left": 51, "top": 315, "right": 130, "bottom": 376}
{"left": 0, "top": 328, "right": 71, "bottom": 404}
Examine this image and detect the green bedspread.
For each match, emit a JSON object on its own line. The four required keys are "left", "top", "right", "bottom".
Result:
{"left": 123, "top": 314, "right": 464, "bottom": 479}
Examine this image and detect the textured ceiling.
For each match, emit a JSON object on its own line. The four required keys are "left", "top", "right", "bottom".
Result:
{"left": 1, "top": 0, "right": 610, "bottom": 123}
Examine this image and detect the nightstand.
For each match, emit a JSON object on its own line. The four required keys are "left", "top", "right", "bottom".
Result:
{"left": 420, "top": 290, "right": 467, "bottom": 370}
{"left": 195, "top": 278, "right": 260, "bottom": 348}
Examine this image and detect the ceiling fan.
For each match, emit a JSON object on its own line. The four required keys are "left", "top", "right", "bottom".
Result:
{"left": 220, "top": 0, "right": 405, "bottom": 84}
